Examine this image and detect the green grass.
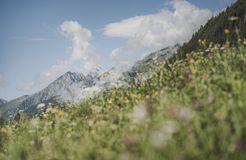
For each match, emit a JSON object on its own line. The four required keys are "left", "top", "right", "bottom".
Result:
{"left": 0, "top": 41, "right": 246, "bottom": 160}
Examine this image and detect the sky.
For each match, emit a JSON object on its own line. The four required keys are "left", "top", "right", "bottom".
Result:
{"left": 0, "top": 0, "right": 236, "bottom": 100}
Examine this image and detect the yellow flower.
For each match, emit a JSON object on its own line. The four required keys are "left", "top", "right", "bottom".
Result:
{"left": 243, "top": 40, "right": 246, "bottom": 45}
{"left": 224, "top": 29, "right": 230, "bottom": 34}
{"left": 229, "top": 16, "right": 238, "bottom": 21}
{"left": 0, "top": 127, "right": 13, "bottom": 136}
{"left": 57, "top": 110, "right": 65, "bottom": 117}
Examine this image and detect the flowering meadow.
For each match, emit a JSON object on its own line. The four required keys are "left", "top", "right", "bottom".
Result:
{"left": 0, "top": 41, "right": 246, "bottom": 160}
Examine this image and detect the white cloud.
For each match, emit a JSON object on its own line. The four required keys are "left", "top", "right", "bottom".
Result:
{"left": 40, "top": 21, "right": 99, "bottom": 82}
{"left": 104, "top": 16, "right": 144, "bottom": 38}
{"left": 104, "top": 0, "right": 212, "bottom": 63}
{"left": 18, "top": 21, "right": 99, "bottom": 92}
{"left": 60, "top": 21, "right": 92, "bottom": 61}
{"left": 39, "top": 21, "right": 99, "bottom": 85}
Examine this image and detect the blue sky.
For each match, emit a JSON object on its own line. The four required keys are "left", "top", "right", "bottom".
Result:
{"left": 0, "top": 0, "right": 236, "bottom": 100}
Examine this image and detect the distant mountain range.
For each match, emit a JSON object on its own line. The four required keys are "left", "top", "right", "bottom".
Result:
{"left": 0, "top": 72, "right": 99, "bottom": 119}
{"left": 1, "top": 0, "right": 244, "bottom": 120}
{"left": 124, "top": 44, "right": 180, "bottom": 81}
{"left": 0, "top": 45, "right": 179, "bottom": 120}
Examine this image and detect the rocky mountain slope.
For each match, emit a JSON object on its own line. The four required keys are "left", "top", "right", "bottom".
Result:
{"left": 0, "top": 72, "right": 100, "bottom": 119}
{"left": 124, "top": 44, "right": 180, "bottom": 81}
{"left": 0, "top": 98, "right": 7, "bottom": 106}
{"left": 0, "top": 95, "right": 29, "bottom": 119}
{"left": 0, "top": 44, "right": 180, "bottom": 120}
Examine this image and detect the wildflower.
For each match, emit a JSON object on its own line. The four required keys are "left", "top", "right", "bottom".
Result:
{"left": 46, "top": 107, "right": 59, "bottom": 114}
{"left": 119, "top": 153, "right": 132, "bottom": 160}
{"left": 45, "top": 107, "right": 53, "bottom": 113}
{"left": 193, "top": 99, "right": 201, "bottom": 110}
{"left": 224, "top": 29, "right": 230, "bottom": 34}
{"left": 229, "top": 16, "right": 238, "bottom": 21}
{"left": 130, "top": 102, "right": 148, "bottom": 124}
{"left": 173, "top": 106, "right": 195, "bottom": 121}
{"left": 110, "top": 124, "right": 117, "bottom": 131}
{"left": 201, "top": 40, "right": 207, "bottom": 46}
{"left": 123, "top": 135, "right": 138, "bottom": 147}
{"left": 70, "top": 122, "right": 77, "bottom": 127}
{"left": 243, "top": 39, "right": 246, "bottom": 45}
{"left": 87, "top": 119, "right": 94, "bottom": 126}
{"left": 150, "top": 121, "right": 178, "bottom": 147}
{"left": 59, "top": 109, "right": 67, "bottom": 117}
{"left": 91, "top": 106, "right": 102, "bottom": 114}
{"left": 207, "top": 95, "right": 215, "bottom": 104}
{"left": 215, "top": 107, "right": 227, "bottom": 121}
{"left": 30, "top": 118, "right": 39, "bottom": 128}
{"left": 0, "top": 127, "right": 13, "bottom": 136}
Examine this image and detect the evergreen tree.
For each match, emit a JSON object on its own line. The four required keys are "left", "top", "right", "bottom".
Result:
{"left": 177, "top": 0, "right": 246, "bottom": 59}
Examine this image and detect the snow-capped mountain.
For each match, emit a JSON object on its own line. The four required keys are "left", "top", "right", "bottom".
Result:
{"left": 1, "top": 72, "right": 100, "bottom": 119}
{"left": 25, "top": 71, "right": 99, "bottom": 103}
{"left": 0, "top": 98, "right": 7, "bottom": 106}
{"left": 141, "top": 44, "right": 180, "bottom": 63}
{"left": 124, "top": 44, "right": 180, "bottom": 80}
{"left": 1, "top": 45, "right": 180, "bottom": 120}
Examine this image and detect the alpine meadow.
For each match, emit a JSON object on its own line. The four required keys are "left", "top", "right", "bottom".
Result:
{"left": 0, "top": 0, "right": 246, "bottom": 160}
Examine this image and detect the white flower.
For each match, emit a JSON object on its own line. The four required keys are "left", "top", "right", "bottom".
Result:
{"left": 173, "top": 106, "right": 195, "bottom": 121}
{"left": 91, "top": 106, "right": 102, "bottom": 114}
{"left": 150, "top": 121, "right": 178, "bottom": 147}
{"left": 180, "top": 107, "right": 194, "bottom": 120}
{"left": 87, "top": 119, "right": 94, "bottom": 126}
{"left": 130, "top": 103, "right": 147, "bottom": 124}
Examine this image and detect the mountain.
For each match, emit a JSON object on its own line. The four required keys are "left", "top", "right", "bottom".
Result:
{"left": 0, "top": 98, "right": 7, "bottom": 106}
{"left": 124, "top": 44, "right": 180, "bottom": 81}
{"left": 178, "top": 0, "right": 246, "bottom": 58}
{"left": 3, "top": 0, "right": 243, "bottom": 120}
{"left": 0, "top": 95, "right": 29, "bottom": 119}
{"left": 1, "top": 72, "right": 100, "bottom": 119}
{"left": 0, "top": 44, "right": 179, "bottom": 120}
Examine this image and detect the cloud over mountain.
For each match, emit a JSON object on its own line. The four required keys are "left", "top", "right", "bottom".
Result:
{"left": 104, "top": 0, "right": 212, "bottom": 61}
{"left": 18, "top": 21, "right": 99, "bottom": 92}
{"left": 40, "top": 21, "right": 99, "bottom": 86}
{"left": 60, "top": 21, "right": 92, "bottom": 61}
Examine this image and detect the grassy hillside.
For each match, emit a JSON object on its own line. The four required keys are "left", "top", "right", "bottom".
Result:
{"left": 178, "top": 0, "right": 246, "bottom": 59}
{"left": 0, "top": 40, "right": 246, "bottom": 160}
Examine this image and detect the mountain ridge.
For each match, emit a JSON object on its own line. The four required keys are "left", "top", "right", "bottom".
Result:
{"left": 0, "top": 45, "right": 180, "bottom": 120}
{"left": 177, "top": 0, "right": 246, "bottom": 58}
{"left": 0, "top": 72, "right": 99, "bottom": 119}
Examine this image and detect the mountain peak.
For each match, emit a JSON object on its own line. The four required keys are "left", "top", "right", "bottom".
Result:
{"left": 62, "top": 71, "right": 81, "bottom": 77}
{"left": 1, "top": 70, "right": 100, "bottom": 119}
{"left": 58, "top": 71, "right": 99, "bottom": 83}
{"left": 65, "top": 71, "right": 73, "bottom": 75}
{"left": 55, "top": 71, "right": 85, "bottom": 83}
{"left": 0, "top": 98, "right": 7, "bottom": 106}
